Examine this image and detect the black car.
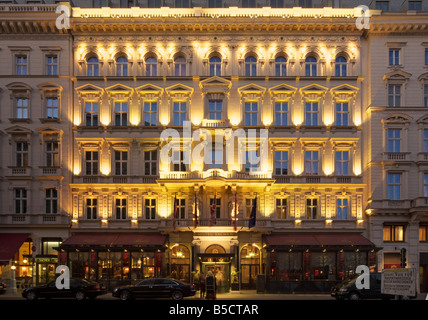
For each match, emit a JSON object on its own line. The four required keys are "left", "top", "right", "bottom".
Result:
{"left": 331, "top": 273, "right": 414, "bottom": 300}
{"left": 0, "top": 282, "right": 6, "bottom": 295}
{"left": 112, "top": 278, "right": 196, "bottom": 300}
{"left": 22, "top": 278, "right": 107, "bottom": 301}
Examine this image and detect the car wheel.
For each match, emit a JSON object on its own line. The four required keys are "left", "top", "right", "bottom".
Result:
{"left": 171, "top": 290, "right": 184, "bottom": 301}
{"left": 75, "top": 291, "right": 86, "bottom": 301}
{"left": 348, "top": 292, "right": 360, "bottom": 301}
{"left": 119, "top": 290, "right": 132, "bottom": 301}
{"left": 25, "top": 291, "right": 38, "bottom": 301}
{"left": 400, "top": 295, "right": 410, "bottom": 300}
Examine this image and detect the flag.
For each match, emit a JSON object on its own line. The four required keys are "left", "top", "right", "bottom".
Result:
{"left": 249, "top": 195, "right": 256, "bottom": 228}
{"left": 173, "top": 193, "right": 177, "bottom": 230}
{"left": 210, "top": 193, "right": 217, "bottom": 226}
{"left": 233, "top": 192, "right": 237, "bottom": 231}
{"left": 193, "top": 191, "right": 198, "bottom": 228}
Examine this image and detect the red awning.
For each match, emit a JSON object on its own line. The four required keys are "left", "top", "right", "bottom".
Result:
{"left": 61, "top": 233, "right": 166, "bottom": 247}
{"left": 265, "top": 233, "right": 375, "bottom": 248}
{"left": 0, "top": 233, "right": 30, "bottom": 262}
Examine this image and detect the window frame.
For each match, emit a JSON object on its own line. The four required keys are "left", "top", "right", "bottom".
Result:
{"left": 14, "top": 188, "right": 28, "bottom": 214}
{"left": 306, "top": 197, "right": 318, "bottom": 220}
{"left": 144, "top": 150, "right": 158, "bottom": 176}
{"left": 45, "top": 54, "right": 58, "bottom": 76}
{"left": 84, "top": 150, "right": 99, "bottom": 176}
{"left": 144, "top": 198, "right": 157, "bottom": 220}
{"left": 85, "top": 197, "right": 98, "bottom": 220}
{"left": 387, "top": 172, "right": 402, "bottom": 200}
{"left": 45, "top": 188, "right": 58, "bottom": 214}
{"left": 276, "top": 197, "right": 288, "bottom": 219}
{"left": 383, "top": 224, "right": 405, "bottom": 242}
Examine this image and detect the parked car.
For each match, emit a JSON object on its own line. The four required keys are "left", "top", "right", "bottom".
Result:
{"left": 331, "top": 272, "right": 415, "bottom": 300}
{"left": 112, "top": 278, "right": 196, "bottom": 300}
{"left": 22, "top": 278, "right": 107, "bottom": 301}
{"left": 0, "top": 282, "right": 6, "bottom": 295}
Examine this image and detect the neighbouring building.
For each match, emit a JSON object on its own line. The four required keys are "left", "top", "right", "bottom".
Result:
{"left": 0, "top": 0, "right": 427, "bottom": 294}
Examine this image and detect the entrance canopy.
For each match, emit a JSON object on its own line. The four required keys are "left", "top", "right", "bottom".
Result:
{"left": 60, "top": 233, "right": 167, "bottom": 250}
{"left": 264, "top": 233, "right": 376, "bottom": 250}
{"left": 0, "top": 233, "right": 30, "bottom": 262}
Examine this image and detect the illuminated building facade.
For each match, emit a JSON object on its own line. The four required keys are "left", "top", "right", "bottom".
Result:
{"left": 0, "top": 0, "right": 427, "bottom": 293}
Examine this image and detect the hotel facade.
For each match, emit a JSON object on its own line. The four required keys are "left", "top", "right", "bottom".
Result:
{"left": 0, "top": 0, "right": 427, "bottom": 294}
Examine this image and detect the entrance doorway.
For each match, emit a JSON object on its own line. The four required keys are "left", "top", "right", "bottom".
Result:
{"left": 240, "top": 244, "right": 261, "bottom": 289}
{"left": 203, "top": 263, "right": 230, "bottom": 293}
{"left": 420, "top": 253, "right": 428, "bottom": 292}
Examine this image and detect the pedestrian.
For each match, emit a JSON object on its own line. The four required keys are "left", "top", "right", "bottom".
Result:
{"left": 199, "top": 272, "right": 206, "bottom": 298}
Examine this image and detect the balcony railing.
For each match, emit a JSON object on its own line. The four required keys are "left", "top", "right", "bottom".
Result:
{"left": 159, "top": 170, "right": 273, "bottom": 180}
{"left": 382, "top": 152, "right": 411, "bottom": 161}
{"left": 164, "top": 218, "right": 270, "bottom": 228}
{"left": 0, "top": 4, "right": 58, "bottom": 12}
{"left": 273, "top": 175, "right": 362, "bottom": 184}
{"left": 0, "top": 214, "right": 69, "bottom": 225}
{"left": 73, "top": 176, "right": 157, "bottom": 184}
{"left": 417, "top": 153, "right": 428, "bottom": 162}
{"left": 411, "top": 197, "right": 428, "bottom": 208}
{"left": 200, "top": 119, "right": 230, "bottom": 128}
{"left": 7, "top": 167, "right": 31, "bottom": 176}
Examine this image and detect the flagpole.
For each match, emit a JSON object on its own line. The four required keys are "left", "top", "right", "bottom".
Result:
{"left": 194, "top": 191, "right": 198, "bottom": 229}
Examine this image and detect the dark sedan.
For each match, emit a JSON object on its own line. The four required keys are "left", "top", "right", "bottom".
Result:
{"left": 22, "top": 278, "right": 107, "bottom": 301}
{"left": 112, "top": 278, "right": 196, "bottom": 300}
{"left": 0, "top": 282, "right": 6, "bottom": 295}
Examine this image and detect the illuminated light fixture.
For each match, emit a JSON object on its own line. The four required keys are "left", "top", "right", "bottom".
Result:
{"left": 101, "top": 219, "right": 108, "bottom": 223}
{"left": 72, "top": 219, "right": 78, "bottom": 223}
{"left": 23, "top": 259, "right": 28, "bottom": 264}
{"left": 326, "top": 219, "right": 333, "bottom": 224}
{"left": 357, "top": 219, "right": 364, "bottom": 223}
{"left": 295, "top": 219, "right": 302, "bottom": 224}
{"left": 131, "top": 219, "right": 138, "bottom": 223}
{"left": 11, "top": 265, "right": 16, "bottom": 270}
{"left": 365, "top": 209, "right": 372, "bottom": 215}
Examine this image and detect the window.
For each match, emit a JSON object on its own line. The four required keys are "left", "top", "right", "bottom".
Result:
{"left": 116, "top": 56, "right": 128, "bottom": 76}
{"left": 335, "top": 56, "right": 347, "bottom": 77}
{"left": 41, "top": 239, "right": 61, "bottom": 255}
{"left": 276, "top": 198, "right": 287, "bottom": 219}
{"left": 174, "top": 56, "right": 186, "bottom": 76}
{"left": 306, "top": 198, "right": 318, "bottom": 219}
{"left": 209, "top": 0, "right": 222, "bottom": 7}
{"left": 425, "top": 49, "right": 428, "bottom": 66}
{"left": 305, "top": 151, "right": 319, "bottom": 175}
{"left": 274, "top": 56, "right": 287, "bottom": 76}
{"left": 144, "top": 150, "right": 157, "bottom": 176}
{"left": 424, "top": 85, "right": 428, "bottom": 107}
{"left": 173, "top": 101, "right": 187, "bottom": 126}
{"left": 274, "top": 151, "right": 288, "bottom": 175}
{"left": 144, "top": 198, "right": 156, "bottom": 219}
{"left": 16, "top": 98, "right": 29, "bottom": 119}
{"left": 46, "top": 97, "right": 59, "bottom": 119}
{"left": 208, "top": 101, "right": 222, "bottom": 120}
{"left": 87, "top": 57, "right": 99, "bottom": 76}
{"left": 387, "top": 129, "right": 401, "bottom": 152}
{"left": 175, "top": 198, "right": 186, "bottom": 219}
{"left": 387, "top": 173, "right": 401, "bottom": 200}
{"left": 16, "top": 142, "right": 28, "bottom": 167}
{"left": 115, "top": 198, "right": 127, "bottom": 219}
{"left": 335, "top": 102, "right": 349, "bottom": 126}
{"left": 210, "top": 197, "right": 221, "bottom": 219}
{"left": 45, "top": 188, "right": 58, "bottom": 214}
{"left": 244, "top": 56, "right": 257, "bottom": 76}
{"left": 209, "top": 143, "right": 223, "bottom": 169}
{"left": 114, "top": 101, "right": 128, "bottom": 126}
{"left": 388, "top": 84, "right": 401, "bottom": 107}
{"left": 270, "top": 0, "right": 284, "bottom": 8}
{"left": 383, "top": 225, "right": 405, "bottom": 242}
{"left": 86, "top": 198, "right": 97, "bottom": 219}
{"left": 335, "top": 151, "right": 349, "bottom": 176}
{"left": 389, "top": 49, "right": 400, "bottom": 66}
{"left": 420, "top": 225, "right": 428, "bottom": 242}
{"left": 244, "top": 102, "right": 258, "bottom": 126}
{"left": 245, "top": 150, "right": 259, "bottom": 172}
{"left": 46, "top": 142, "right": 59, "bottom": 167}
{"left": 424, "top": 173, "right": 428, "bottom": 197}
{"left": 305, "top": 102, "right": 319, "bottom": 126}
{"left": 147, "top": 0, "right": 162, "bottom": 7}
{"left": 408, "top": 1, "right": 422, "bottom": 10}
{"left": 46, "top": 55, "right": 58, "bottom": 76}
{"left": 85, "top": 151, "right": 99, "bottom": 175}
{"left": 375, "top": 1, "right": 389, "bottom": 11}
{"left": 16, "top": 55, "right": 28, "bottom": 75}
{"left": 209, "top": 56, "right": 221, "bottom": 76}
{"left": 114, "top": 151, "right": 128, "bottom": 176}
{"left": 242, "top": 0, "right": 255, "bottom": 7}
{"left": 305, "top": 56, "right": 317, "bottom": 76}
{"left": 85, "top": 101, "right": 99, "bottom": 126}
{"left": 336, "top": 198, "right": 348, "bottom": 220}
{"left": 14, "top": 188, "right": 27, "bottom": 214}
{"left": 145, "top": 56, "right": 157, "bottom": 76}
{"left": 143, "top": 101, "right": 157, "bottom": 126}
{"left": 299, "top": 0, "right": 312, "bottom": 7}
{"left": 173, "top": 150, "right": 187, "bottom": 172}
{"left": 424, "top": 130, "right": 428, "bottom": 152}
{"left": 175, "top": 0, "right": 190, "bottom": 7}
{"left": 275, "top": 101, "right": 288, "bottom": 126}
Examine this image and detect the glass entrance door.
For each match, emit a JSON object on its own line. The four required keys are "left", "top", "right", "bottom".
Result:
{"left": 203, "top": 263, "right": 230, "bottom": 293}
{"left": 37, "top": 263, "right": 56, "bottom": 285}
{"left": 241, "top": 264, "right": 259, "bottom": 289}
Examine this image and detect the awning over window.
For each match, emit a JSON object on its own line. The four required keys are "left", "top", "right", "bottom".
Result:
{"left": 264, "top": 233, "right": 375, "bottom": 249}
{"left": 0, "top": 233, "right": 30, "bottom": 262}
{"left": 60, "top": 233, "right": 167, "bottom": 248}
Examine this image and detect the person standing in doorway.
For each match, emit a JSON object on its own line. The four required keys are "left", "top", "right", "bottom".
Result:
{"left": 199, "top": 272, "right": 206, "bottom": 298}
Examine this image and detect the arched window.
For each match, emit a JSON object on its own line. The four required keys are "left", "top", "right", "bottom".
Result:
{"left": 240, "top": 244, "right": 260, "bottom": 289}
{"left": 170, "top": 245, "right": 190, "bottom": 282}
{"left": 244, "top": 55, "right": 257, "bottom": 76}
{"left": 335, "top": 56, "right": 347, "bottom": 77}
{"left": 274, "top": 56, "right": 287, "bottom": 76}
{"left": 174, "top": 56, "right": 186, "bottom": 76}
{"left": 116, "top": 55, "right": 128, "bottom": 76}
{"left": 87, "top": 56, "right": 99, "bottom": 76}
{"left": 305, "top": 56, "right": 317, "bottom": 76}
{"left": 209, "top": 55, "right": 221, "bottom": 76}
{"left": 145, "top": 55, "right": 157, "bottom": 76}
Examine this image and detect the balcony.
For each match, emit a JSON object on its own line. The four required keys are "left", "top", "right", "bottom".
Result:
{"left": 417, "top": 153, "right": 428, "bottom": 162}
{"left": 273, "top": 175, "right": 362, "bottom": 185}
{"left": 382, "top": 152, "right": 411, "bottom": 162}
{"left": 163, "top": 218, "right": 270, "bottom": 229}
{"left": 369, "top": 199, "right": 412, "bottom": 210}
{"left": 72, "top": 175, "right": 157, "bottom": 184}
{"left": 411, "top": 197, "right": 428, "bottom": 208}
{"left": 0, "top": 4, "right": 57, "bottom": 12}
{"left": 200, "top": 119, "right": 230, "bottom": 128}
{"left": 159, "top": 170, "right": 272, "bottom": 181}
{"left": 6, "top": 167, "right": 32, "bottom": 178}
{"left": 0, "top": 214, "right": 69, "bottom": 225}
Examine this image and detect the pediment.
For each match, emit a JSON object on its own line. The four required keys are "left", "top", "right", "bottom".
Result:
{"left": 6, "top": 82, "right": 32, "bottom": 92}
{"left": 382, "top": 113, "right": 412, "bottom": 123}
{"left": 75, "top": 83, "right": 104, "bottom": 94}
{"left": 5, "top": 125, "right": 32, "bottom": 135}
{"left": 35, "top": 125, "right": 63, "bottom": 135}
{"left": 37, "top": 82, "right": 63, "bottom": 92}
{"left": 268, "top": 83, "right": 297, "bottom": 93}
{"left": 165, "top": 83, "right": 194, "bottom": 95}
{"left": 135, "top": 84, "right": 164, "bottom": 93}
{"left": 330, "top": 84, "right": 359, "bottom": 93}
{"left": 237, "top": 83, "right": 266, "bottom": 95}
{"left": 300, "top": 84, "right": 328, "bottom": 93}
{"left": 200, "top": 76, "right": 232, "bottom": 88}
{"left": 105, "top": 83, "right": 134, "bottom": 94}
{"left": 382, "top": 70, "right": 412, "bottom": 81}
